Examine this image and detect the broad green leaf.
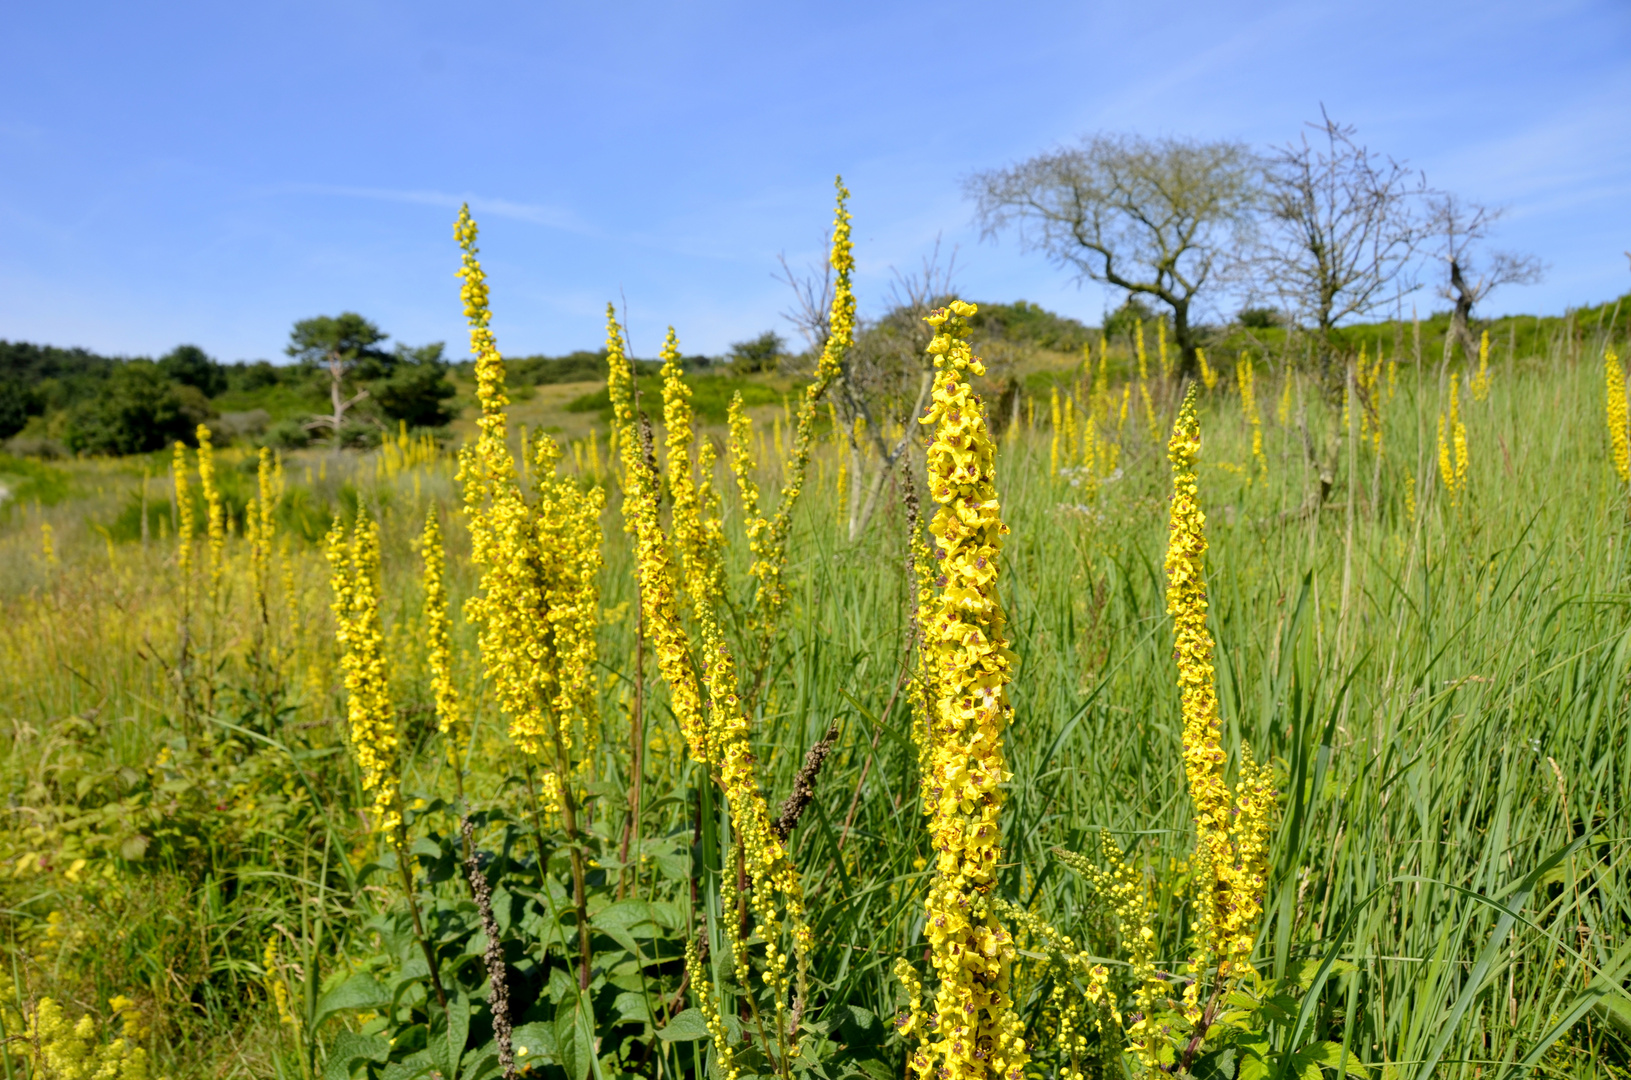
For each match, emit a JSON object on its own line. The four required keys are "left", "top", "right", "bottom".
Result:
{"left": 656, "top": 1007, "right": 710, "bottom": 1042}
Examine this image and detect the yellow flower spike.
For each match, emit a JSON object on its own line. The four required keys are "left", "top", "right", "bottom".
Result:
{"left": 422, "top": 512, "right": 466, "bottom": 769}
{"left": 1237, "top": 354, "right": 1266, "bottom": 479}
{"left": 659, "top": 326, "right": 718, "bottom": 609}
{"left": 1048, "top": 385, "right": 1061, "bottom": 477}
{"left": 172, "top": 441, "right": 194, "bottom": 587}
{"left": 743, "top": 176, "right": 854, "bottom": 640}
{"left": 1471, "top": 330, "right": 1492, "bottom": 402}
{"left": 326, "top": 515, "right": 401, "bottom": 835}
{"left": 1164, "top": 387, "right": 1276, "bottom": 995}
{"left": 1437, "top": 373, "right": 1470, "bottom": 507}
{"left": 1197, "top": 346, "right": 1217, "bottom": 391}
{"left": 902, "top": 300, "right": 1028, "bottom": 1080}
{"left": 606, "top": 306, "right": 813, "bottom": 1064}
{"left": 196, "top": 423, "right": 225, "bottom": 606}
{"left": 1606, "top": 349, "right": 1629, "bottom": 485}
{"left": 606, "top": 309, "right": 709, "bottom": 766}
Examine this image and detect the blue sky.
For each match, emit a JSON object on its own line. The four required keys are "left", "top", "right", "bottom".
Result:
{"left": 2, "top": 1, "right": 1628, "bottom": 362}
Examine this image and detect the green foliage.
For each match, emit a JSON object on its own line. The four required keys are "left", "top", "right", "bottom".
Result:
{"left": 374, "top": 343, "right": 457, "bottom": 428}
{"left": 566, "top": 373, "right": 783, "bottom": 422}
{"left": 286, "top": 313, "right": 391, "bottom": 376}
{"left": 0, "top": 451, "right": 73, "bottom": 505}
{"left": 969, "top": 300, "right": 1093, "bottom": 352}
{"left": 158, "top": 345, "right": 227, "bottom": 398}
{"left": 1103, "top": 295, "right": 1159, "bottom": 343}
{"left": 63, "top": 361, "right": 212, "bottom": 455}
{"left": 728, "top": 331, "right": 786, "bottom": 374}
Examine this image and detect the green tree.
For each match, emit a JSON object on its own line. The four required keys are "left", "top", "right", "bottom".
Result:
{"left": 374, "top": 342, "right": 457, "bottom": 428}
{"left": 285, "top": 313, "right": 390, "bottom": 447}
{"left": 727, "top": 330, "right": 785, "bottom": 374}
{"left": 0, "top": 378, "right": 33, "bottom": 441}
{"left": 63, "top": 361, "right": 210, "bottom": 455}
{"left": 157, "top": 344, "right": 226, "bottom": 397}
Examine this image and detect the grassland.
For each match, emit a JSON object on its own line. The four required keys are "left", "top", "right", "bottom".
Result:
{"left": 2, "top": 319, "right": 1630, "bottom": 1079}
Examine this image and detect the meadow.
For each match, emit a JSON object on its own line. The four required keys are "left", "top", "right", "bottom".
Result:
{"left": 2, "top": 205, "right": 1630, "bottom": 1080}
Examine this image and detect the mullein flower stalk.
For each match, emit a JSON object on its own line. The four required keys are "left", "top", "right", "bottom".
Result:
{"left": 738, "top": 177, "right": 854, "bottom": 675}
{"left": 898, "top": 301, "right": 1028, "bottom": 1080}
{"left": 610, "top": 309, "right": 813, "bottom": 1079}
{"left": 1605, "top": 348, "right": 1629, "bottom": 484}
{"left": 455, "top": 206, "right": 604, "bottom": 989}
{"left": 196, "top": 423, "right": 225, "bottom": 608}
{"left": 1437, "top": 373, "right": 1470, "bottom": 507}
{"left": 422, "top": 512, "right": 466, "bottom": 783}
{"left": 1471, "top": 330, "right": 1491, "bottom": 402}
{"left": 1164, "top": 388, "right": 1275, "bottom": 1054}
{"left": 1236, "top": 354, "right": 1266, "bottom": 479}
{"left": 327, "top": 514, "right": 449, "bottom": 1013}
{"left": 1048, "top": 386, "right": 1061, "bottom": 477}
{"left": 171, "top": 442, "right": 197, "bottom": 723}
{"left": 1197, "top": 346, "right": 1216, "bottom": 391}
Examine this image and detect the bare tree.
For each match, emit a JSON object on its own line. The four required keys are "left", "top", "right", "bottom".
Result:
{"left": 1428, "top": 194, "right": 1544, "bottom": 361}
{"left": 966, "top": 133, "right": 1258, "bottom": 380}
{"left": 776, "top": 237, "right": 957, "bottom": 539}
{"left": 1254, "top": 108, "right": 1429, "bottom": 375}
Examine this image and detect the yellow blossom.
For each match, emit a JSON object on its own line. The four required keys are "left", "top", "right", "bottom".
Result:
{"left": 900, "top": 300, "right": 1028, "bottom": 1080}
{"left": 1605, "top": 349, "right": 1629, "bottom": 484}
{"left": 1165, "top": 387, "right": 1275, "bottom": 989}
{"left": 326, "top": 515, "right": 400, "bottom": 835}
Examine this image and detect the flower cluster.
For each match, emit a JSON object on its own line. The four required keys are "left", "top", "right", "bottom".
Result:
{"left": 455, "top": 214, "right": 603, "bottom": 807}
{"left": 1606, "top": 349, "right": 1628, "bottom": 484}
{"left": 606, "top": 309, "right": 709, "bottom": 764}
{"left": 455, "top": 205, "right": 507, "bottom": 442}
{"left": 1437, "top": 373, "right": 1470, "bottom": 508}
{"left": 196, "top": 423, "right": 226, "bottom": 606}
{"left": 1237, "top": 354, "right": 1266, "bottom": 479}
{"left": 326, "top": 515, "right": 401, "bottom": 835}
{"left": 24, "top": 996, "right": 160, "bottom": 1080}
{"left": 899, "top": 300, "right": 1028, "bottom": 1080}
{"left": 1471, "top": 330, "right": 1492, "bottom": 402}
{"left": 747, "top": 178, "right": 853, "bottom": 624}
{"left": 1165, "top": 387, "right": 1275, "bottom": 990}
{"left": 421, "top": 512, "right": 466, "bottom": 768}
{"left": 614, "top": 307, "right": 814, "bottom": 1057}
{"left": 171, "top": 441, "right": 194, "bottom": 588}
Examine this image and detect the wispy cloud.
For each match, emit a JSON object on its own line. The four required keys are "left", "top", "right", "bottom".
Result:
{"left": 269, "top": 183, "right": 597, "bottom": 235}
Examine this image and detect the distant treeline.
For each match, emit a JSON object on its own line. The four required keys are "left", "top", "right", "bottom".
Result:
{"left": 5, "top": 292, "right": 1626, "bottom": 458}
{"left": 1, "top": 331, "right": 457, "bottom": 457}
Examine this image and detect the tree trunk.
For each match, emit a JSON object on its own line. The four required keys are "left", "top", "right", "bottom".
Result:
{"left": 1447, "top": 259, "right": 1479, "bottom": 362}
{"left": 1171, "top": 300, "right": 1200, "bottom": 380}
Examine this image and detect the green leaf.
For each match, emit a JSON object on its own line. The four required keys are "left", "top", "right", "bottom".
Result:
{"left": 510, "top": 1021, "right": 557, "bottom": 1064}
{"left": 556, "top": 994, "right": 596, "bottom": 1080}
{"left": 314, "top": 973, "right": 391, "bottom": 1030}
{"left": 1307, "top": 1041, "right": 1369, "bottom": 1078}
{"left": 322, "top": 1031, "right": 389, "bottom": 1080}
{"left": 434, "top": 990, "right": 471, "bottom": 1080}
{"left": 613, "top": 990, "right": 653, "bottom": 1025}
{"left": 1190, "top": 1046, "right": 1237, "bottom": 1080}
{"left": 656, "top": 1007, "right": 710, "bottom": 1042}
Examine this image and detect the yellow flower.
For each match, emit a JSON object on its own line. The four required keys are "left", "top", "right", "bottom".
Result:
{"left": 196, "top": 423, "right": 225, "bottom": 606}
{"left": 25, "top": 997, "right": 158, "bottom": 1080}
{"left": 1237, "top": 353, "right": 1265, "bottom": 479}
{"left": 455, "top": 216, "right": 603, "bottom": 798}
{"left": 421, "top": 512, "right": 466, "bottom": 767}
{"left": 1437, "top": 373, "right": 1470, "bottom": 506}
{"left": 901, "top": 300, "right": 1028, "bottom": 1080}
{"left": 1165, "top": 388, "right": 1275, "bottom": 989}
{"left": 739, "top": 177, "right": 854, "bottom": 637}
{"left": 326, "top": 515, "right": 401, "bottom": 835}
{"left": 1606, "top": 349, "right": 1629, "bottom": 484}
